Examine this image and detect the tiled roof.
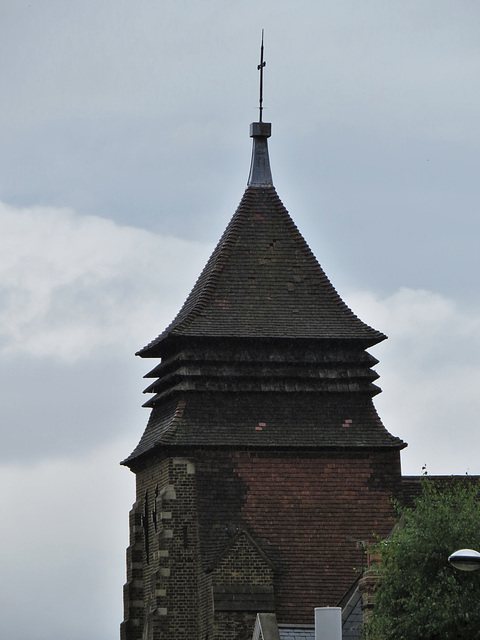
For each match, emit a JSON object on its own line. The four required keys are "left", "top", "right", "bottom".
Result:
{"left": 342, "top": 592, "right": 363, "bottom": 640}
{"left": 137, "top": 186, "right": 385, "bottom": 357}
{"left": 278, "top": 625, "right": 314, "bottom": 640}
{"left": 122, "top": 393, "right": 405, "bottom": 465}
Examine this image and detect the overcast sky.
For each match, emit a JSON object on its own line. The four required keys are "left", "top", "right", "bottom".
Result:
{"left": 1, "top": 1, "right": 480, "bottom": 638}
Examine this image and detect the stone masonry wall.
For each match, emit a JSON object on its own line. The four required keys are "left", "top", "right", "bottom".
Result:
{"left": 121, "top": 500, "right": 145, "bottom": 640}
{"left": 122, "top": 456, "right": 210, "bottom": 640}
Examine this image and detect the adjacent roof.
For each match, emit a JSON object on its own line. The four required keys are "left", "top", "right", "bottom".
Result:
{"left": 278, "top": 625, "right": 314, "bottom": 640}
{"left": 402, "top": 475, "right": 480, "bottom": 508}
{"left": 341, "top": 587, "right": 363, "bottom": 640}
{"left": 138, "top": 184, "right": 385, "bottom": 357}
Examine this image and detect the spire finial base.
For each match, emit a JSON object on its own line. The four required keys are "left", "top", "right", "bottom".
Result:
{"left": 247, "top": 122, "right": 273, "bottom": 187}
{"left": 250, "top": 122, "right": 271, "bottom": 138}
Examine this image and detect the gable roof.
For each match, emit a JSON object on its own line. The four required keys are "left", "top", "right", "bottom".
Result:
{"left": 277, "top": 626, "right": 314, "bottom": 640}
{"left": 208, "top": 527, "right": 275, "bottom": 573}
{"left": 137, "top": 185, "right": 385, "bottom": 357}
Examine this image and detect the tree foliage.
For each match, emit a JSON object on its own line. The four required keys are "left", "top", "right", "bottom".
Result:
{"left": 364, "top": 476, "right": 480, "bottom": 640}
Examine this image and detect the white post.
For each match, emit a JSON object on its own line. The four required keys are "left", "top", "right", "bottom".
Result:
{"left": 314, "top": 607, "right": 342, "bottom": 640}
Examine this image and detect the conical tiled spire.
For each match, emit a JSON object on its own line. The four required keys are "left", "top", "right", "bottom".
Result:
{"left": 137, "top": 125, "right": 384, "bottom": 358}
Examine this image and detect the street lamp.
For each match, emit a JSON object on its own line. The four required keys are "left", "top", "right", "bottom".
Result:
{"left": 448, "top": 549, "right": 480, "bottom": 572}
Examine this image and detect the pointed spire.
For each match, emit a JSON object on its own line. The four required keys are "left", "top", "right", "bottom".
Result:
{"left": 258, "top": 29, "right": 266, "bottom": 123}
{"left": 248, "top": 31, "right": 273, "bottom": 187}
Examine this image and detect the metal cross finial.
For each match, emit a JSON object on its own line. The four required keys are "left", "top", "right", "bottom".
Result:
{"left": 257, "top": 29, "right": 266, "bottom": 122}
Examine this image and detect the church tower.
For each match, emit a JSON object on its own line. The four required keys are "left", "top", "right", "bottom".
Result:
{"left": 121, "top": 50, "right": 405, "bottom": 640}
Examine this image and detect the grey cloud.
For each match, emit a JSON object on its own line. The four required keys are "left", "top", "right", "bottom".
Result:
{"left": 0, "top": 201, "right": 211, "bottom": 464}
{"left": 347, "top": 287, "right": 480, "bottom": 475}
{"left": 0, "top": 352, "right": 145, "bottom": 463}
{"left": 0, "top": 439, "right": 132, "bottom": 640}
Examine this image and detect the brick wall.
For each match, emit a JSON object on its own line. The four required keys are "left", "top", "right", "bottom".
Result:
{"left": 122, "top": 446, "right": 401, "bottom": 638}
{"left": 211, "top": 532, "right": 275, "bottom": 640}
{"left": 196, "top": 448, "right": 402, "bottom": 625}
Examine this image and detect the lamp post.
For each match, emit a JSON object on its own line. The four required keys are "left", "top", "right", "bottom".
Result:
{"left": 448, "top": 549, "right": 480, "bottom": 572}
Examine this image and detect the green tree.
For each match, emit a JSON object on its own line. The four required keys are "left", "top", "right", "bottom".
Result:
{"left": 364, "top": 476, "right": 480, "bottom": 640}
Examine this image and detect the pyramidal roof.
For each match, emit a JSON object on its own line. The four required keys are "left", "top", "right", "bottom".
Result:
{"left": 138, "top": 121, "right": 385, "bottom": 357}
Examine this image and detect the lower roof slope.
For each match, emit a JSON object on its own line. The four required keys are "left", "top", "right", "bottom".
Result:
{"left": 138, "top": 186, "right": 385, "bottom": 357}
{"left": 122, "top": 392, "right": 405, "bottom": 466}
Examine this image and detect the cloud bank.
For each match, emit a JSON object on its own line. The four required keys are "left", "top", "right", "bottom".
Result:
{"left": 347, "top": 288, "right": 480, "bottom": 475}
{"left": 0, "top": 201, "right": 212, "bottom": 463}
{"left": 0, "top": 201, "right": 212, "bottom": 361}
